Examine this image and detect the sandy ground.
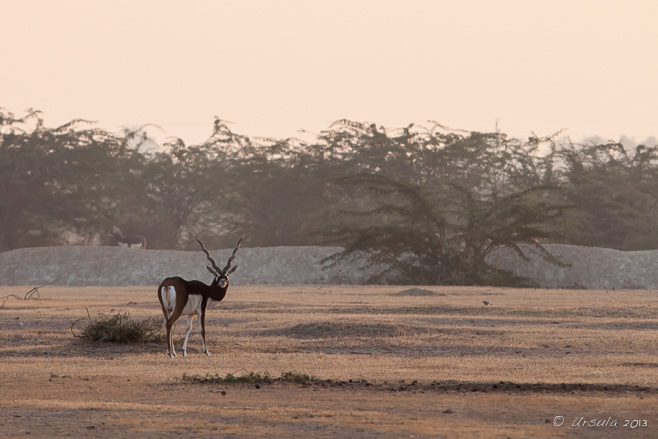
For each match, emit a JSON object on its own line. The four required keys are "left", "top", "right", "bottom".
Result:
{"left": 0, "top": 285, "right": 656, "bottom": 438}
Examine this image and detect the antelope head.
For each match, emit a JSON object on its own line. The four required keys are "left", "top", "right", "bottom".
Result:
{"left": 196, "top": 236, "right": 243, "bottom": 288}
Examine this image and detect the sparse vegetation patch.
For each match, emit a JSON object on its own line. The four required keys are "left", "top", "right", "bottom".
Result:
{"left": 71, "top": 309, "right": 164, "bottom": 343}
{"left": 180, "top": 371, "right": 315, "bottom": 385}
{"left": 0, "top": 287, "right": 41, "bottom": 308}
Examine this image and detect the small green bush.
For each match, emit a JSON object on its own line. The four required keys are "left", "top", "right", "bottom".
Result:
{"left": 280, "top": 371, "right": 313, "bottom": 383}
{"left": 72, "top": 309, "right": 164, "bottom": 344}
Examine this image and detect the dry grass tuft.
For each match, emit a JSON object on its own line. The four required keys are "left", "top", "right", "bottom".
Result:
{"left": 71, "top": 309, "right": 164, "bottom": 344}
{"left": 0, "top": 286, "right": 41, "bottom": 308}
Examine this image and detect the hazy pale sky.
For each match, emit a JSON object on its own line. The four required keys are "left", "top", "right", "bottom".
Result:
{"left": 2, "top": 0, "right": 657, "bottom": 144}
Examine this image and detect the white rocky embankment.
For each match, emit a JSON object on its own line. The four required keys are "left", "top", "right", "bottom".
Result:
{"left": 0, "top": 244, "right": 657, "bottom": 289}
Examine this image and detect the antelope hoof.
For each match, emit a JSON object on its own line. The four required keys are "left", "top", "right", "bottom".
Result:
{"left": 205, "top": 351, "right": 212, "bottom": 357}
{"left": 182, "top": 351, "right": 188, "bottom": 357}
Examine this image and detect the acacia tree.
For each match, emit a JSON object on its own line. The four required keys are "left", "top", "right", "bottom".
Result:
{"left": 140, "top": 120, "right": 250, "bottom": 249}
{"left": 449, "top": 184, "right": 569, "bottom": 284}
{"left": 227, "top": 135, "right": 341, "bottom": 247}
{"left": 320, "top": 122, "right": 568, "bottom": 285}
{"left": 5, "top": 107, "right": 657, "bottom": 260}
{"left": 0, "top": 108, "right": 127, "bottom": 251}
{"left": 323, "top": 173, "right": 450, "bottom": 284}
{"left": 555, "top": 141, "right": 658, "bottom": 250}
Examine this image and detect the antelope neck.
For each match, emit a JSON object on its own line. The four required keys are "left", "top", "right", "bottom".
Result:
{"left": 209, "top": 280, "right": 228, "bottom": 301}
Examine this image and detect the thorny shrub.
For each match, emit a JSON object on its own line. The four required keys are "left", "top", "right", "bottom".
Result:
{"left": 71, "top": 309, "right": 164, "bottom": 344}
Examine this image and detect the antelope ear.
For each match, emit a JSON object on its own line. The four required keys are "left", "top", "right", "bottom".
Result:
{"left": 227, "top": 265, "right": 238, "bottom": 275}
{"left": 206, "top": 265, "right": 219, "bottom": 276}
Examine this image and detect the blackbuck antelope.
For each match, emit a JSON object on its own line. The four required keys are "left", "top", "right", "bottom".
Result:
{"left": 112, "top": 226, "right": 147, "bottom": 249}
{"left": 157, "top": 236, "right": 243, "bottom": 358}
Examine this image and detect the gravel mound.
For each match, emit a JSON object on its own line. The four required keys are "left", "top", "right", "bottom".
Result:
{"left": 1, "top": 244, "right": 658, "bottom": 289}
{"left": 487, "top": 244, "right": 658, "bottom": 290}
{"left": 393, "top": 288, "right": 443, "bottom": 296}
{"left": 0, "top": 246, "right": 367, "bottom": 287}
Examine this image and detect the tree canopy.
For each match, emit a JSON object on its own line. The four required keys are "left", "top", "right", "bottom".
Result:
{"left": 2, "top": 108, "right": 656, "bottom": 285}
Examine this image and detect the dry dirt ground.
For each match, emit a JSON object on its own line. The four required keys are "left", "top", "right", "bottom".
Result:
{"left": 0, "top": 285, "right": 656, "bottom": 438}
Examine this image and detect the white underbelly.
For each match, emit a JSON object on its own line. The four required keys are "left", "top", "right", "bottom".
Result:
{"left": 160, "top": 286, "right": 219, "bottom": 318}
{"left": 181, "top": 294, "right": 204, "bottom": 315}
